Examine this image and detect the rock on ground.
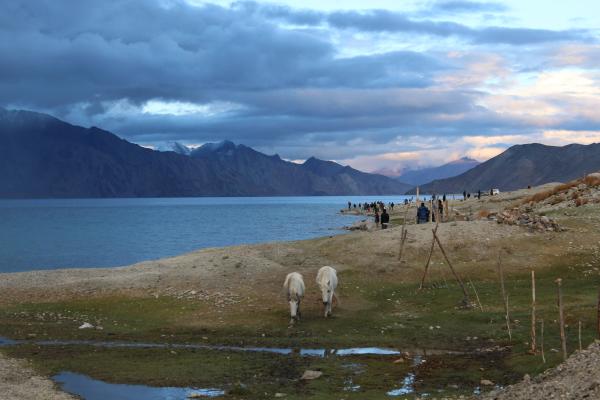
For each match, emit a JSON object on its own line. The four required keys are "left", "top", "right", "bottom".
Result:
{"left": 478, "top": 341, "right": 600, "bottom": 400}
{"left": 0, "top": 353, "right": 76, "bottom": 400}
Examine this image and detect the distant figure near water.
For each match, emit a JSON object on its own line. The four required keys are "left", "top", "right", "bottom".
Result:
{"left": 283, "top": 272, "right": 305, "bottom": 325}
{"left": 316, "top": 266, "right": 338, "bottom": 318}
{"left": 380, "top": 208, "right": 390, "bottom": 229}
{"left": 374, "top": 210, "right": 380, "bottom": 227}
{"left": 417, "top": 202, "right": 430, "bottom": 224}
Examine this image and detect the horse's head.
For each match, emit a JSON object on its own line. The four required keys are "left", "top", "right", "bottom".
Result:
{"left": 320, "top": 280, "right": 332, "bottom": 305}
{"left": 289, "top": 299, "right": 299, "bottom": 318}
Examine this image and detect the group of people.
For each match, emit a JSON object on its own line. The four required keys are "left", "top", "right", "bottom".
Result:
{"left": 416, "top": 199, "right": 444, "bottom": 224}
{"left": 462, "top": 188, "right": 499, "bottom": 200}
{"left": 346, "top": 200, "right": 392, "bottom": 229}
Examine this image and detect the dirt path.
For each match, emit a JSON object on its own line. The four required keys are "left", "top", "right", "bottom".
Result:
{"left": 0, "top": 353, "right": 76, "bottom": 400}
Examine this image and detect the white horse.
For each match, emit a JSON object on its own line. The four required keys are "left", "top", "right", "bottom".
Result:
{"left": 316, "top": 266, "right": 338, "bottom": 317}
{"left": 283, "top": 272, "right": 305, "bottom": 325}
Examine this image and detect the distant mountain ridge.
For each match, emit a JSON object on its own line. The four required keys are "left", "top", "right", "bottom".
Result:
{"left": 412, "top": 143, "right": 600, "bottom": 194}
{"left": 396, "top": 157, "right": 480, "bottom": 186}
{"left": 0, "top": 109, "right": 412, "bottom": 198}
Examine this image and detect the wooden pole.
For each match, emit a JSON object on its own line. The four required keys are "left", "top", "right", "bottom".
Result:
{"left": 468, "top": 277, "right": 483, "bottom": 311}
{"left": 540, "top": 319, "right": 546, "bottom": 363}
{"left": 578, "top": 320, "right": 582, "bottom": 352}
{"left": 429, "top": 199, "right": 433, "bottom": 223}
{"left": 432, "top": 229, "right": 470, "bottom": 304}
{"left": 530, "top": 270, "right": 536, "bottom": 354}
{"left": 419, "top": 224, "right": 439, "bottom": 290}
{"left": 443, "top": 200, "right": 449, "bottom": 222}
{"left": 416, "top": 186, "right": 420, "bottom": 204}
{"left": 556, "top": 278, "right": 567, "bottom": 361}
{"left": 398, "top": 204, "right": 410, "bottom": 262}
{"left": 497, "top": 254, "right": 511, "bottom": 341}
{"left": 398, "top": 229, "right": 408, "bottom": 263}
{"left": 597, "top": 286, "right": 600, "bottom": 339}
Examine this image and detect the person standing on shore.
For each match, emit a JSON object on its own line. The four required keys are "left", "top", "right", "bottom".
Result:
{"left": 417, "top": 202, "right": 429, "bottom": 224}
{"left": 381, "top": 208, "right": 390, "bottom": 229}
{"left": 374, "top": 209, "right": 380, "bottom": 227}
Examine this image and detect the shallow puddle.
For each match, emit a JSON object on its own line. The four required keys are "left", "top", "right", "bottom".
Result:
{"left": 0, "top": 336, "right": 459, "bottom": 357}
{"left": 1, "top": 336, "right": 505, "bottom": 398}
{"left": 53, "top": 371, "right": 225, "bottom": 400}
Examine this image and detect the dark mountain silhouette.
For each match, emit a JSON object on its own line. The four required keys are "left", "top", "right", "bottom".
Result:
{"left": 410, "top": 143, "right": 600, "bottom": 194}
{"left": 396, "top": 157, "right": 480, "bottom": 186}
{"left": 0, "top": 109, "right": 412, "bottom": 198}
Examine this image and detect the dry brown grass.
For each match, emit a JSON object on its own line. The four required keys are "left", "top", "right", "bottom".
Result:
{"left": 584, "top": 175, "right": 600, "bottom": 187}
{"left": 522, "top": 180, "right": 580, "bottom": 205}
{"left": 477, "top": 209, "right": 491, "bottom": 219}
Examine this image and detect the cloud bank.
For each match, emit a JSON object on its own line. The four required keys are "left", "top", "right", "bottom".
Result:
{"left": 1, "top": 0, "right": 600, "bottom": 172}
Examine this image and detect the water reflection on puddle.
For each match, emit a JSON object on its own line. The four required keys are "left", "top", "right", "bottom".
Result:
{"left": 387, "top": 355, "right": 424, "bottom": 397}
{"left": 53, "top": 372, "right": 225, "bottom": 400}
{"left": 0, "top": 336, "right": 408, "bottom": 357}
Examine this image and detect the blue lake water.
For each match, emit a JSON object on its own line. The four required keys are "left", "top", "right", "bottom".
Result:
{"left": 0, "top": 196, "right": 411, "bottom": 272}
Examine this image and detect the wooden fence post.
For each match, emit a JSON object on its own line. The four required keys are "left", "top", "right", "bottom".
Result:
{"left": 530, "top": 270, "right": 536, "bottom": 354}
{"left": 597, "top": 286, "right": 600, "bottom": 339}
{"left": 556, "top": 278, "right": 567, "bottom": 361}
{"left": 579, "top": 320, "right": 582, "bottom": 352}
{"left": 497, "top": 254, "right": 511, "bottom": 341}
{"left": 540, "top": 319, "right": 546, "bottom": 363}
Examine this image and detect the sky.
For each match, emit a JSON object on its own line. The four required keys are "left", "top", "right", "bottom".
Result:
{"left": 2, "top": 0, "right": 600, "bottom": 175}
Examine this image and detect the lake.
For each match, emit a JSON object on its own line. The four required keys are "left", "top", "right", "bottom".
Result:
{"left": 0, "top": 196, "right": 411, "bottom": 272}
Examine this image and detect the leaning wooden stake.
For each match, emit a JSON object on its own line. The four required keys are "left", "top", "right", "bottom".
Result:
{"left": 556, "top": 278, "right": 567, "bottom": 361}
{"left": 398, "top": 204, "right": 410, "bottom": 262}
{"left": 468, "top": 277, "right": 483, "bottom": 311}
{"left": 530, "top": 270, "right": 537, "bottom": 354}
{"left": 497, "top": 255, "right": 511, "bottom": 341}
{"left": 398, "top": 229, "right": 408, "bottom": 262}
{"left": 540, "top": 319, "right": 546, "bottom": 363}
{"left": 419, "top": 224, "right": 439, "bottom": 290}
{"left": 432, "top": 229, "right": 470, "bottom": 304}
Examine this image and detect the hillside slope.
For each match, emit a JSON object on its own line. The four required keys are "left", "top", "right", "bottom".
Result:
{"left": 0, "top": 109, "right": 412, "bottom": 198}
{"left": 411, "top": 143, "right": 600, "bottom": 194}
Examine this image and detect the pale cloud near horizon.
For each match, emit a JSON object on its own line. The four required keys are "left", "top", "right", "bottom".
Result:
{"left": 2, "top": 0, "right": 600, "bottom": 174}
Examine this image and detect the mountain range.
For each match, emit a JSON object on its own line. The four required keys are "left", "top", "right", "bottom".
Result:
{"left": 395, "top": 157, "right": 480, "bottom": 186}
{"left": 0, "top": 109, "right": 412, "bottom": 198}
{"left": 413, "top": 143, "right": 600, "bottom": 194}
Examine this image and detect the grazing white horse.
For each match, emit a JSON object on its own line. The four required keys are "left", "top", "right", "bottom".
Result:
{"left": 316, "top": 266, "right": 338, "bottom": 317}
{"left": 283, "top": 272, "right": 305, "bottom": 325}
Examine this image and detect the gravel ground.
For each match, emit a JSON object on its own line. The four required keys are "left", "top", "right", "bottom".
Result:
{"left": 478, "top": 341, "right": 600, "bottom": 400}
{"left": 0, "top": 353, "right": 76, "bottom": 400}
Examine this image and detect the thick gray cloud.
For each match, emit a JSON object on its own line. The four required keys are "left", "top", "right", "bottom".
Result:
{"left": 428, "top": 1, "right": 508, "bottom": 14}
{"left": 240, "top": 1, "right": 591, "bottom": 45}
{"left": 1, "top": 0, "right": 599, "bottom": 168}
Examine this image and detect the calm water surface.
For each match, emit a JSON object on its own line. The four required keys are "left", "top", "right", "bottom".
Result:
{"left": 0, "top": 196, "right": 410, "bottom": 272}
